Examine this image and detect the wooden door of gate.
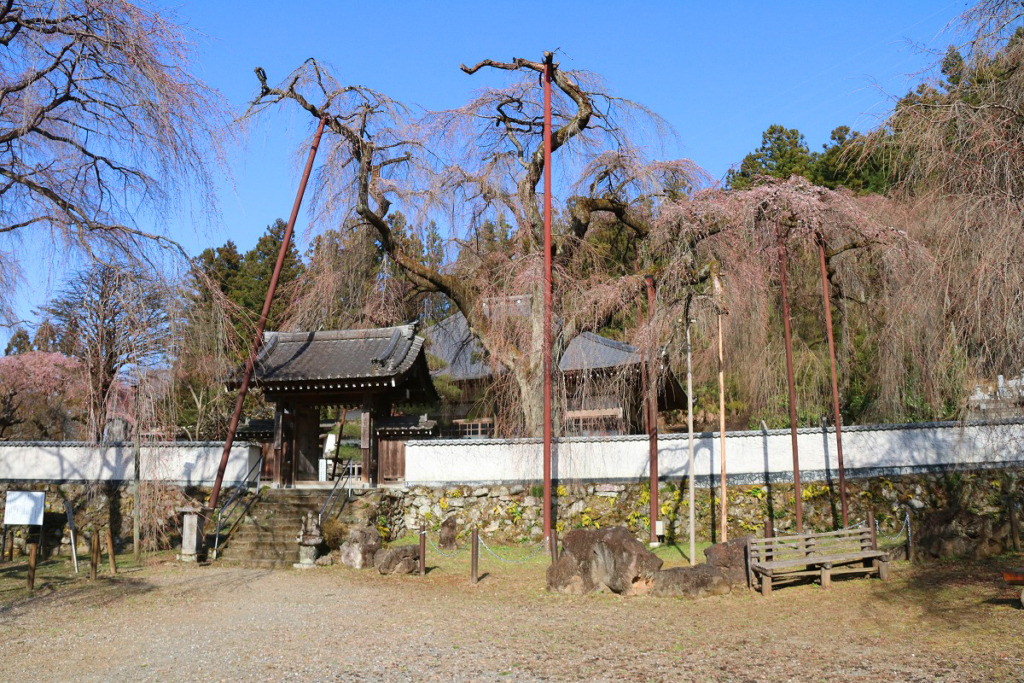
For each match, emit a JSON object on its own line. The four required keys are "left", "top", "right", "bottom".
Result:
{"left": 378, "top": 438, "right": 406, "bottom": 483}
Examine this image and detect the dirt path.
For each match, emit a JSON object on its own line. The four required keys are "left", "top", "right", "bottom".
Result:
{"left": 0, "top": 553, "right": 1021, "bottom": 682}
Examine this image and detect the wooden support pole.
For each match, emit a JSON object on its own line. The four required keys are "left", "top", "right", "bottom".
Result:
{"left": 905, "top": 507, "right": 914, "bottom": 564}
{"left": 0, "top": 525, "right": 6, "bottom": 563}
{"left": 105, "top": 528, "right": 117, "bottom": 575}
{"left": 645, "top": 275, "right": 659, "bottom": 545}
{"left": 89, "top": 532, "right": 99, "bottom": 580}
{"left": 777, "top": 228, "right": 803, "bottom": 532}
{"left": 419, "top": 523, "right": 426, "bottom": 576}
{"left": 471, "top": 526, "right": 479, "bottom": 585}
{"left": 133, "top": 400, "right": 141, "bottom": 563}
{"left": 7, "top": 529, "right": 13, "bottom": 561}
{"left": 718, "top": 309, "right": 727, "bottom": 543}
{"left": 817, "top": 235, "right": 849, "bottom": 527}
{"left": 550, "top": 526, "right": 558, "bottom": 564}
{"left": 27, "top": 542, "right": 38, "bottom": 591}
{"left": 686, "top": 320, "right": 695, "bottom": 565}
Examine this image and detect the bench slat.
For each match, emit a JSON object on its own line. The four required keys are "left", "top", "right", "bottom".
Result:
{"left": 753, "top": 550, "right": 887, "bottom": 573}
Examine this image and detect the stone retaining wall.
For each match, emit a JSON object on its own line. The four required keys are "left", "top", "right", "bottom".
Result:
{"left": 389, "top": 467, "right": 1023, "bottom": 546}
{"left": 4, "top": 467, "right": 1020, "bottom": 558}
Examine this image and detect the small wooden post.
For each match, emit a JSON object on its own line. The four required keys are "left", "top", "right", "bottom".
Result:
{"left": 418, "top": 523, "right": 426, "bottom": 576}
{"left": 763, "top": 517, "right": 774, "bottom": 562}
{"left": 471, "top": 526, "right": 479, "bottom": 585}
{"left": 26, "top": 542, "right": 37, "bottom": 591}
{"left": 1008, "top": 497, "right": 1021, "bottom": 553}
{"left": 0, "top": 525, "right": 6, "bottom": 563}
{"left": 550, "top": 526, "right": 558, "bottom": 564}
{"left": 105, "top": 528, "right": 118, "bottom": 575}
{"left": 89, "top": 532, "right": 99, "bottom": 580}
{"left": 867, "top": 510, "right": 877, "bottom": 550}
{"left": 6, "top": 529, "right": 13, "bottom": 561}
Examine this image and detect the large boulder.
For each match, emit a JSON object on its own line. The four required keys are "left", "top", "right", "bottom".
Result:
{"left": 651, "top": 565, "right": 732, "bottom": 598}
{"left": 546, "top": 527, "right": 663, "bottom": 596}
{"left": 374, "top": 545, "right": 419, "bottom": 575}
{"left": 703, "top": 536, "right": 751, "bottom": 586}
{"left": 547, "top": 548, "right": 599, "bottom": 595}
{"left": 338, "top": 525, "right": 382, "bottom": 569}
{"left": 439, "top": 516, "right": 458, "bottom": 551}
{"left": 918, "top": 508, "right": 1010, "bottom": 561}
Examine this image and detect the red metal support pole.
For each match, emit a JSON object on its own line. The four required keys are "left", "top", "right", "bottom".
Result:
{"left": 777, "top": 227, "right": 803, "bottom": 533}
{"left": 208, "top": 116, "right": 328, "bottom": 512}
{"left": 542, "top": 52, "right": 554, "bottom": 543}
{"left": 645, "top": 276, "right": 659, "bottom": 544}
{"left": 817, "top": 235, "right": 849, "bottom": 527}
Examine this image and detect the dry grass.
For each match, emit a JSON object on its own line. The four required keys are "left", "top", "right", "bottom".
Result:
{"left": 0, "top": 548, "right": 1022, "bottom": 681}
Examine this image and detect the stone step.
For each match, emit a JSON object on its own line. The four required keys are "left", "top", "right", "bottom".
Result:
{"left": 219, "top": 547, "right": 300, "bottom": 562}
{"left": 227, "top": 530, "right": 299, "bottom": 544}
{"left": 217, "top": 557, "right": 299, "bottom": 570}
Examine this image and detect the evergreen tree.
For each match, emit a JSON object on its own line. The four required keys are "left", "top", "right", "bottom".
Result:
{"left": 235, "top": 219, "right": 305, "bottom": 330}
{"left": 810, "top": 126, "right": 889, "bottom": 194}
{"left": 727, "top": 125, "right": 813, "bottom": 189}
{"left": 196, "top": 240, "right": 243, "bottom": 303}
{"left": 421, "top": 221, "right": 450, "bottom": 324}
{"left": 4, "top": 328, "right": 30, "bottom": 355}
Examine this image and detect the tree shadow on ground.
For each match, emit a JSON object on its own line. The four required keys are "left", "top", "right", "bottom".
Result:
{"left": 862, "top": 554, "right": 1024, "bottom": 629}
{"left": 0, "top": 574, "right": 158, "bottom": 620}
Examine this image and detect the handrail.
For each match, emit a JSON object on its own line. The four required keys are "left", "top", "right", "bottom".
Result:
{"left": 319, "top": 457, "right": 355, "bottom": 525}
{"left": 212, "top": 454, "right": 263, "bottom": 559}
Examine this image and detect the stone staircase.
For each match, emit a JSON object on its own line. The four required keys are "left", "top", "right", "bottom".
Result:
{"left": 214, "top": 488, "right": 380, "bottom": 569}
{"left": 215, "top": 489, "right": 331, "bottom": 569}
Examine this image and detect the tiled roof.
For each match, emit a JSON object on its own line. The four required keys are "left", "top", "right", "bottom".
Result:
{"left": 249, "top": 325, "right": 425, "bottom": 385}
{"left": 422, "top": 313, "right": 493, "bottom": 381}
{"left": 560, "top": 332, "right": 641, "bottom": 372}
{"left": 423, "top": 313, "right": 644, "bottom": 381}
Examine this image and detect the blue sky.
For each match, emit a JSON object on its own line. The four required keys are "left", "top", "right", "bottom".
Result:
{"left": 4, "top": 0, "right": 966, "bottom": 344}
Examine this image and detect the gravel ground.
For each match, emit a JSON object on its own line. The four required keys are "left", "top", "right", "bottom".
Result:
{"left": 1, "top": 548, "right": 1022, "bottom": 682}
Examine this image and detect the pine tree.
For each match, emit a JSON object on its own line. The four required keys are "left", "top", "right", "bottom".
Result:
{"left": 235, "top": 219, "right": 305, "bottom": 330}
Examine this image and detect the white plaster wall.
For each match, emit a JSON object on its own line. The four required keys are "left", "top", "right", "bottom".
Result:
{"left": 404, "top": 421, "right": 1024, "bottom": 486}
{"left": 0, "top": 442, "right": 261, "bottom": 485}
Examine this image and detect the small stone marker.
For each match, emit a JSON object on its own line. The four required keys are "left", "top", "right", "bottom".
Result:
{"left": 177, "top": 506, "right": 206, "bottom": 563}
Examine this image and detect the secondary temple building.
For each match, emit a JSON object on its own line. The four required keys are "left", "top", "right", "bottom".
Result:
{"left": 423, "top": 309, "right": 686, "bottom": 438}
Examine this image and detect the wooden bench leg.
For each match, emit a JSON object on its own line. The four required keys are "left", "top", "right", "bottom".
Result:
{"left": 820, "top": 563, "right": 832, "bottom": 589}
{"left": 877, "top": 559, "right": 890, "bottom": 581}
{"left": 761, "top": 574, "right": 772, "bottom": 597}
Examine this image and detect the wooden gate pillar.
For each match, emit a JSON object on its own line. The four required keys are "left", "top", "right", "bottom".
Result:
{"left": 361, "top": 400, "right": 374, "bottom": 486}
{"left": 272, "top": 403, "right": 284, "bottom": 487}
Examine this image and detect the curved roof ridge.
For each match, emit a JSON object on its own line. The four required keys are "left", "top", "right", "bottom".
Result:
{"left": 268, "top": 324, "right": 414, "bottom": 343}
{"left": 578, "top": 331, "right": 637, "bottom": 353}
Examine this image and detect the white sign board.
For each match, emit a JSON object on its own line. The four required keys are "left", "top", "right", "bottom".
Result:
{"left": 3, "top": 491, "right": 45, "bottom": 526}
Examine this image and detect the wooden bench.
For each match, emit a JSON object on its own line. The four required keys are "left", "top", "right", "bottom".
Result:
{"left": 746, "top": 514, "right": 890, "bottom": 596}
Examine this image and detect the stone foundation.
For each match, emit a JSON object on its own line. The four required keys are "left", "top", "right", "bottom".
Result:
{"left": 388, "top": 468, "right": 1024, "bottom": 545}
{"left": 3, "top": 467, "right": 1020, "bottom": 559}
